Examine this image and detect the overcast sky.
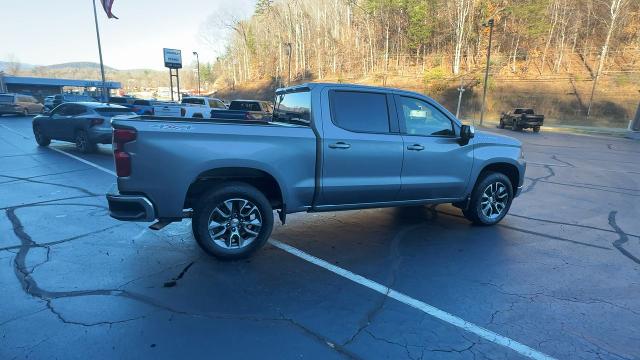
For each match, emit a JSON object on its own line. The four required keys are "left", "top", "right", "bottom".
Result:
{"left": 1, "top": 0, "right": 256, "bottom": 70}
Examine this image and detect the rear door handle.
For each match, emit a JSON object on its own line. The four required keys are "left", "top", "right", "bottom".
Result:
{"left": 407, "top": 144, "right": 425, "bottom": 151}
{"left": 329, "top": 142, "right": 351, "bottom": 149}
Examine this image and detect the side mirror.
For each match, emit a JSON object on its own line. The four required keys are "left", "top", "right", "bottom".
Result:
{"left": 460, "top": 124, "right": 475, "bottom": 144}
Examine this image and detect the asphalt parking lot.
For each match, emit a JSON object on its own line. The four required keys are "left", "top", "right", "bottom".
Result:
{"left": 1, "top": 114, "right": 639, "bottom": 360}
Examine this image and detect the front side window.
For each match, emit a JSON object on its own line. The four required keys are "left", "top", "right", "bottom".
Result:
{"left": 330, "top": 91, "right": 389, "bottom": 133}
{"left": 273, "top": 91, "right": 310, "bottom": 126}
{"left": 397, "top": 96, "right": 454, "bottom": 136}
{"left": 0, "top": 95, "right": 14, "bottom": 103}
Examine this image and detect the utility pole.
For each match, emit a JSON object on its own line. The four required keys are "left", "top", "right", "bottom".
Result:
{"left": 456, "top": 84, "right": 466, "bottom": 119}
{"left": 479, "top": 18, "right": 494, "bottom": 126}
{"left": 630, "top": 90, "right": 640, "bottom": 135}
{"left": 192, "top": 51, "right": 200, "bottom": 95}
{"left": 92, "top": 0, "right": 109, "bottom": 102}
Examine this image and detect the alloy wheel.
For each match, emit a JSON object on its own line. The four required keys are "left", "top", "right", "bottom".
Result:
{"left": 207, "top": 198, "right": 263, "bottom": 249}
{"left": 480, "top": 182, "right": 509, "bottom": 219}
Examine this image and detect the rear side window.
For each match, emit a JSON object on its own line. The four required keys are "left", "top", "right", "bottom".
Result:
{"left": 182, "top": 98, "right": 205, "bottom": 105}
{"left": 230, "top": 101, "right": 261, "bottom": 111}
{"left": 109, "top": 97, "right": 128, "bottom": 104}
{"left": 0, "top": 95, "right": 14, "bottom": 103}
{"left": 273, "top": 91, "right": 311, "bottom": 126}
{"left": 66, "top": 104, "right": 87, "bottom": 116}
{"left": 133, "top": 100, "right": 150, "bottom": 106}
{"left": 95, "top": 107, "right": 135, "bottom": 115}
{"left": 330, "top": 91, "right": 389, "bottom": 133}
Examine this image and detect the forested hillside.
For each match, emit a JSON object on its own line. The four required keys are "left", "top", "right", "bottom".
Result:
{"left": 210, "top": 0, "right": 640, "bottom": 126}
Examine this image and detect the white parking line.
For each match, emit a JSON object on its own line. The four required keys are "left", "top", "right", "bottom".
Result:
{"left": 2, "top": 122, "right": 556, "bottom": 359}
{"left": 269, "top": 239, "right": 555, "bottom": 360}
{"left": 49, "top": 147, "right": 116, "bottom": 176}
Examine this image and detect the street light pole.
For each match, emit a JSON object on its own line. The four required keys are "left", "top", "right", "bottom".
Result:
{"left": 479, "top": 18, "right": 494, "bottom": 126}
{"left": 456, "top": 84, "right": 466, "bottom": 119}
{"left": 192, "top": 51, "right": 200, "bottom": 95}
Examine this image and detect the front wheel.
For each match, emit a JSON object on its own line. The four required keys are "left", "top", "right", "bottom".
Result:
{"left": 511, "top": 120, "right": 520, "bottom": 131}
{"left": 498, "top": 118, "right": 505, "bottom": 129}
{"left": 463, "top": 172, "right": 513, "bottom": 226}
{"left": 192, "top": 182, "right": 274, "bottom": 260}
{"left": 33, "top": 125, "right": 51, "bottom": 146}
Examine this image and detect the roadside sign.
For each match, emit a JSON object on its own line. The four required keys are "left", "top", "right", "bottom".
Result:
{"left": 163, "top": 48, "right": 182, "bottom": 69}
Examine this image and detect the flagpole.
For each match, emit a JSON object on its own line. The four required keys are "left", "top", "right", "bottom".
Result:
{"left": 92, "top": 0, "right": 108, "bottom": 102}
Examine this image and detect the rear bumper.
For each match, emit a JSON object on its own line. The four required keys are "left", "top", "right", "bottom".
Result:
{"left": 106, "top": 184, "right": 156, "bottom": 222}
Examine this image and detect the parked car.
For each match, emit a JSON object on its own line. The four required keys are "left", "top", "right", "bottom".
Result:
{"left": 499, "top": 108, "right": 544, "bottom": 132}
{"left": 152, "top": 101, "right": 182, "bottom": 117}
{"left": 130, "top": 99, "right": 166, "bottom": 115}
{"left": 32, "top": 102, "right": 135, "bottom": 153}
{"left": 52, "top": 94, "right": 98, "bottom": 108}
{"left": 0, "top": 93, "right": 44, "bottom": 116}
{"left": 180, "top": 96, "right": 227, "bottom": 118}
{"left": 108, "top": 96, "right": 137, "bottom": 107}
{"left": 106, "top": 83, "right": 526, "bottom": 259}
{"left": 43, "top": 96, "right": 55, "bottom": 110}
{"left": 210, "top": 100, "right": 273, "bottom": 121}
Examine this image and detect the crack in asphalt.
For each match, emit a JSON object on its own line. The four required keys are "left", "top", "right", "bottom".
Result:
{"left": 550, "top": 155, "right": 575, "bottom": 167}
{"left": 437, "top": 209, "right": 613, "bottom": 250}
{"left": 0, "top": 174, "right": 99, "bottom": 196}
{"left": 507, "top": 213, "right": 640, "bottom": 240}
{"left": 531, "top": 178, "right": 640, "bottom": 197}
{"left": 0, "top": 168, "right": 94, "bottom": 185}
{"left": 163, "top": 261, "right": 195, "bottom": 288}
{"left": 608, "top": 211, "right": 640, "bottom": 265}
{"left": 522, "top": 165, "right": 555, "bottom": 194}
{"left": 0, "top": 194, "right": 101, "bottom": 211}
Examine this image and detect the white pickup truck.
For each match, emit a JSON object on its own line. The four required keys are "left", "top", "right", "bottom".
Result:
{"left": 152, "top": 96, "right": 227, "bottom": 118}
{"left": 180, "top": 96, "right": 227, "bottom": 118}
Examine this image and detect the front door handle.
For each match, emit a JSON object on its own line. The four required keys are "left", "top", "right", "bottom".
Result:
{"left": 407, "top": 144, "right": 425, "bottom": 151}
{"left": 329, "top": 142, "right": 351, "bottom": 149}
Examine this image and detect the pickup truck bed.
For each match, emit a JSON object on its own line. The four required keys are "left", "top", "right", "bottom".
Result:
{"left": 108, "top": 82, "right": 526, "bottom": 259}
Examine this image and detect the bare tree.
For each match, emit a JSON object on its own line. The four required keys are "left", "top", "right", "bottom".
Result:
{"left": 586, "top": 0, "right": 630, "bottom": 118}
{"left": 449, "top": 0, "right": 474, "bottom": 75}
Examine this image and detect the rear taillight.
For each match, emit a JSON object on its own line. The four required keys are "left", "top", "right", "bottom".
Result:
{"left": 89, "top": 118, "right": 104, "bottom": 126}
{"left": 113, "top": 129, "right": 137, "bottom": 177}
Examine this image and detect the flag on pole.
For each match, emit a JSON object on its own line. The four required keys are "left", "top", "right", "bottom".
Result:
{"left": 100, "top": 0, "right": 118, "bottom": 19}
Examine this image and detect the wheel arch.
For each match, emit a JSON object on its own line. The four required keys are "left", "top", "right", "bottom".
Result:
{"left": 477, "top": 162, "right": 520, "bottom": 194}
{"left": 185, "top": 167, "right": 285, "bottom": 211}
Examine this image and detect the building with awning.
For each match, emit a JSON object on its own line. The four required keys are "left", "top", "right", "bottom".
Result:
{"left": 0, "top": 72, "right": 121, "bottom": 101}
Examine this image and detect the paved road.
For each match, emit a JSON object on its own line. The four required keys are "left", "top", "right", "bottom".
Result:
{"left": 1, "top": 115, "right": 639, "bottom": 360}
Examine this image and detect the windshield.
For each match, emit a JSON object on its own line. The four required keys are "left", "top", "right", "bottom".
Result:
{"left": 272, "top": 91, "right": 310, "bottom": 126}
{"left": 0, "top": 95, "right": 14, "bottom": 103}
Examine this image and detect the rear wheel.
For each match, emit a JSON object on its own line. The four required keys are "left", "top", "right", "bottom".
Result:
{"left": 33, "top": 125, "right": 51, "bottom": 147}
{"left": 75, "top": 130, "right": 96, "bottom": 153}
{"left": 533, "top": 126, "right": 540, "bottom": 133}
{"left": 463, "top": 172, "right": 513, "bottom": 226}
{"left": 22, "top": 108, "right": 29, "bottom": 117}
{"left": 498, "top": 117, "right": 505, "bottom": 129}
{"left": 192, "top": 182, "right": 274, "bottom": 260}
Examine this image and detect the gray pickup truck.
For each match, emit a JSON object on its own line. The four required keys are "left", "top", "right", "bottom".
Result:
{"left": 107, "top": 83, "right": 525, "bottom": 259}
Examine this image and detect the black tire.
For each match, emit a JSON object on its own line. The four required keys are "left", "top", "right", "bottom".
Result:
{"left": 192, "top": 182, "right": 274, "bottom": 260}
{"left": 533, "top": 126, "right": 540, "bottom": 133}
{"left": 22, "top": 108, "right": 29, "bottom": 117}
{"left": 511, "top": 120, "right": 520, "bottom": 131}
{"left": 75, "top": 130, "right": 96, "bottom": 153}
{"left": 33, "top": 125, "right": 51, "bottom": 147}
{"left": 192, "top": 113, "right": 203, "bottom": 118}
{"left": 498, "top": 118, "right": 505, "bottom": 129}
{"left": 463, "top": 172, "right": 513, "bottom": 226}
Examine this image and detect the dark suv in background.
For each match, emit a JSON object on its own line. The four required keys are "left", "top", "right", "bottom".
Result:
{"left": 51, "top": 94, "right": 98, "bottom": 109}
